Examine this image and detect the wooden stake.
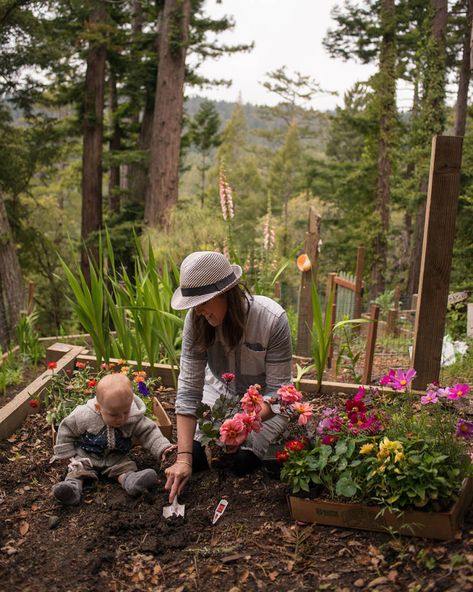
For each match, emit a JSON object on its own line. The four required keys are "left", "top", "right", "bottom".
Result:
{"left": 362, "top": 304, "right": 380, "bottom": 385}
{"left": 296, "top": 207, "right": 321, "bottom": 357}
{"left": 412, "top": 136, "right": 463, "bottom": 390}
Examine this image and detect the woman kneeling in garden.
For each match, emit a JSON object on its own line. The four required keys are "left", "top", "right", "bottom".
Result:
{"left": 165, "top": 251, "right": 292, "bottom": 502}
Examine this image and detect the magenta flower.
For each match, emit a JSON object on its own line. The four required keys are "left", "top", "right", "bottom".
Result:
{"left": 447, "top": 384, "right": 470, "bottom": 401}
{"left": 222, "top": 372, "right": 235, "bottom": 383}
{"left": 455, "top": 419, "right": 473, "bottom": 440}
{"left": 420, "top": 390, "right": 439, "bottom": 405}
{"left": 353, "top": 386, "right": 366, "bottom": 402}
{"left": 381, "top": 368, "right": 417, "bottom": 391}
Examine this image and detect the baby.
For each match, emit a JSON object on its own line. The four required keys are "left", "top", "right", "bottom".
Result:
{"left": 52, "top": 372, "right": 174, "bottom": 505}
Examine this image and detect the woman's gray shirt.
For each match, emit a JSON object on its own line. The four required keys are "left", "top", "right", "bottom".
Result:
{"left": 175, "top": 295, "right": 293, "bottom": 416}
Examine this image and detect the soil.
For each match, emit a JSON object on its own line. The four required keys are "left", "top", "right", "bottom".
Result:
{"left": 0, "top": 363, "right": 45, "bottom": 410}
{"left": 3, "top": 389, "right": 473, "bottom": 592}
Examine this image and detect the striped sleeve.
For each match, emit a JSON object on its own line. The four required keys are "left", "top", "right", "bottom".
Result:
{"left": 263, "top": 312, "right": 293, "bottom": 399}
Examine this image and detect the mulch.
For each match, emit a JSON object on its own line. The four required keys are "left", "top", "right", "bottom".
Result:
{"left": 2, "top": 386, "right": 473, "bottom": 592}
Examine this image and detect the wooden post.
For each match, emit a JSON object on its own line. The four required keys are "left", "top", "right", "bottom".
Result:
{"left": 467, "top": 303, "right": 473, "bottom": 338}
{"left": 354, "top": 246, "right": 365, "bottom": 319}
{"left": 412, "top": 136, "right": 463, "bottom": 390}
{"left": 386, "top": 308, "right": 398, "bottom": 336}
{"left": 411, "top": 293, "right": 418, "bottom": 310}
{"left": 296, "top": 207, "right": 321, "bottom": 356}
{"left": 394, "top": 286, "right": 401, "bottom": 310}
{"left": 327, "top": 302, "right": 337, "bottom": 370}
{"left": 362, "top": 304, "right": 380, "bottom": 385}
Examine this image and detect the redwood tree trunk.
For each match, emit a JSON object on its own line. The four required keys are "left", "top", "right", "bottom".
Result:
{"left": 81, "top": 3, "right": 107, "bottom": 283}
{"left": 145, "top": 0, "right": 192, "bottom": 229}
{"left": 454, "top": 0, "right": 472, "bottom": 137}
{"left": 370, "top": 0, "right": 396, "bottom": 298}
{"left": 108, "top": 65, "right": 121, "bottom": 213}
{"left": 0, "top": 193, "right": 23, "bottom": 348}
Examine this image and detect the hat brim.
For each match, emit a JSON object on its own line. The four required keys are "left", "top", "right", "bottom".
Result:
{"left": 171, "top": 264, "right": 243, "bottom": 310}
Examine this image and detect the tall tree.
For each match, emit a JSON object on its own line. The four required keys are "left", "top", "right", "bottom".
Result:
{"left": 370, "top": 0, "right": 396, "bottom": 296}
{"left": 80, "top": 1, "right": 108, "bottom": 281}
{"left": 453, "top": 0, "right": 472, "bottom": 136}
{"left": 145, "top": 0, "right": 192, "bottom": 229}
{"left": 0, "top": 192, "right": 23, "bottom": 348}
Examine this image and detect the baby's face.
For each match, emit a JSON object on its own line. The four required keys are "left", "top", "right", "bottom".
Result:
{"left": 96, "top": 397, "right": 132, "bottom": 427}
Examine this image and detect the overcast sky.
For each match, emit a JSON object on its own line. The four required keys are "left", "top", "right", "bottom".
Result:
{"left": 188, "top": 0, "right": 378, "bottom": 111}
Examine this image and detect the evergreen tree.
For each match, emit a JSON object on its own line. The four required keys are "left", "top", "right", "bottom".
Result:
{"left": 189, "top": 99, "right": 222, "bottom": 207}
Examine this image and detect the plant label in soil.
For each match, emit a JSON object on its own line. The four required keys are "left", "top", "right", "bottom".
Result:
{"left": 212, "top": 499, "right": 228, "bottom": 524}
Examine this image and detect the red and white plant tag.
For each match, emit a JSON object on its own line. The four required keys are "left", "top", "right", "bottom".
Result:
{"left": 212, "top": 499, "right": 228, "bottom": 524}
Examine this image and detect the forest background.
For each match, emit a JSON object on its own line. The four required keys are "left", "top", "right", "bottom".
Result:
{"left": 0, "top": 0, "right": 472, "bottom": 351}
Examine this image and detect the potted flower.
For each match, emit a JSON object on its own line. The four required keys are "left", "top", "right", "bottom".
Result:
{"left": 277, "top": 369, "right": 473, "bottom": 540}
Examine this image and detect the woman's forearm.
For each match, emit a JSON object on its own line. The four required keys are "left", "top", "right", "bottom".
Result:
{"left": 176, "top": 414, "right": 197, "bottom": 454}
{"left": 260, "top": 401, "right": 275, "bottom": 421}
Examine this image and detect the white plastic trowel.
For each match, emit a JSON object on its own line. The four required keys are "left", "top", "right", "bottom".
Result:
{"left": 163, "top": 497, "right": 185, "bottom": 519}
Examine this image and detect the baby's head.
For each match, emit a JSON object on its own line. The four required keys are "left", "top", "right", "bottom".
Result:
{"left": 95, "top": 373, "right": 134, "bottom": 427}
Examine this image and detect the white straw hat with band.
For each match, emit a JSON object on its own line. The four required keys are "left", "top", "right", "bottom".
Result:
{"left": 171, "top": 251, "right": 242, "bottom": 310}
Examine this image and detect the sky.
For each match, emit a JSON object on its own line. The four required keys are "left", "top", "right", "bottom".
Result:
{"left": 188, "top": 0, "right": 378, "bottom": 111}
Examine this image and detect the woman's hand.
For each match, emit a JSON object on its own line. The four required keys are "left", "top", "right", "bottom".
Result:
{"left": 164, "top": 460, "right": 192, "bottom": 503}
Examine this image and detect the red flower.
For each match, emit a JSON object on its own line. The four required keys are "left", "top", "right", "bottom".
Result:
{"left": 322, "top": 435, "right": 337, "bottom": 445}
{"left": 222, "top": 372, "right": 235, "bottom": 383}
{"left": 29, "top": 399, "right": 39, "bottom": 409}
{"left": 87, "top": 379, "right": 97, "bottom": 388}
{"left": 75, "top": 362, "right": 86, "bottom": 369}
{"left": 285, "top": 439, "right": 305, "bottom": 452}
{"left": 47, "top": 362, "right": 57, "bottom": 370}
{"left": 66, "top": 369, "right": 72, "bottom": 374}
{"left": 345, "top": 399, "right": 367, "bottom": 416}
{"left": 276, "top": 450, "right": 289, "bottom": 463}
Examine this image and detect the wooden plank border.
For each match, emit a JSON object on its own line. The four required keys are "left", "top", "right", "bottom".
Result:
{"left": 0, "top": 345, "right": 84, "bottom": 440}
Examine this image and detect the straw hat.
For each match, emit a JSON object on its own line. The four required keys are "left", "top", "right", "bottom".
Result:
{"left": 171, "top": 251, "right": 242, "bottom": 310}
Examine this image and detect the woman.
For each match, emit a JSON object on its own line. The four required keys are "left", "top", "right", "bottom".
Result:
{"left": 165, "top": 251, "right": 292, "bottom": 502}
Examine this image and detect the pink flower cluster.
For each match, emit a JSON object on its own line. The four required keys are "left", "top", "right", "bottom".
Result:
{"left": 316, "top": 386, "right": 383, "bottom": 444}
{"left": 420, "top": 382, "right": 470, "bottom": 405}
{"left": 219, "top": 167, "right": 234, "bottom": 221}
{"left": 219, "top": 381, "right": 264, "bottom": 447}
{"left": 380, "top": 368, "right": 416, "bottom": 391}
{"left": 277, "top": 384, "right": 314, "bottom": 426}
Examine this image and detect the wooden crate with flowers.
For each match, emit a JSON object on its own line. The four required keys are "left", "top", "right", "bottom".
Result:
{"left": 276, "top": 370, "right": 473, "bottom": 540}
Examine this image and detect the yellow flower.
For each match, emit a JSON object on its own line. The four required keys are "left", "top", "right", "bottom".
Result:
{"left": 394, "top": 451, "right": 405, "bottom": 463}
{"left": 360, "top": 443, "right": 375, "bottom": 455}
{"left": 377, "top": 437, "right": 403, "bottom": 461}
{"left": 120, "top": 366, "right": 130, "bottom": 374}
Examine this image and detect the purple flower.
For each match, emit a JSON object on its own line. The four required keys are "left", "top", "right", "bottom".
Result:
{"left": 447, "top": 383, "right": 470, "bottom": 401}
{"left": 138, "top": 381, "right": 149, "bottom": 397}
{"left": 420, "top": 390, "right": 439, "bottom": 405}
{"left": 381, "top": 368, "right": 417, "bottom": 391}
{"left": 455, "top": 419, "right": 473, "bottom": 440}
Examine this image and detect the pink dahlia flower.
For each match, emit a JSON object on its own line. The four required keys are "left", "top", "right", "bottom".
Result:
{"left": 219, "top": 417, "right": 247, "bottom": 447}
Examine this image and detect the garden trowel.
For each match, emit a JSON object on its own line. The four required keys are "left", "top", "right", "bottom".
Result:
{"left": 163, "top": 497, "right": 185, "bottom": 519}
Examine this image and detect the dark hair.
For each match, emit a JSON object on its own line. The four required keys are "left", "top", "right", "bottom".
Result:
{"left": 192, "top": 284, "right": 250, "bottom": 351}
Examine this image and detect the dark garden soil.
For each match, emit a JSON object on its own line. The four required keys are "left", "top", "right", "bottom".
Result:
{"left": 3, "top": 387, "right": 473, "bottom": 592}
{"left": 0, "top": 364, "right": 46, "bottom": 410}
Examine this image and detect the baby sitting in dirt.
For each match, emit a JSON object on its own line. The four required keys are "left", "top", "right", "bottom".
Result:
{"left": 52, "top": 373, "right": 174, "bottom": 505}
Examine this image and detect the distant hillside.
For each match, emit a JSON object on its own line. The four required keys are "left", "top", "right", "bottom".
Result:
{"left": 185, "top": 95, "right": 331, "bottom": 151}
